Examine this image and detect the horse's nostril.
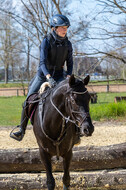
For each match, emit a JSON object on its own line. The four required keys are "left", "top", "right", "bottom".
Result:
{"left": 84, "top": 128, "right": 89, "bottom": 134}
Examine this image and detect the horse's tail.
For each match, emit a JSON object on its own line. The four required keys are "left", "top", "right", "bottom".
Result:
{"left": 39, "top": 82, "right": 51, "bottom": 94}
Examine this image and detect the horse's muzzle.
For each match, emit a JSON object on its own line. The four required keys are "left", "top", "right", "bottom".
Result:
{"left": 80, "top": 123, "right": 94, "bottom": 137}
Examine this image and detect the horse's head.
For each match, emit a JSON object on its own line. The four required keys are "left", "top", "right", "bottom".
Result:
{"left": 66, "top": 75, "right": 94, "bottom": 137}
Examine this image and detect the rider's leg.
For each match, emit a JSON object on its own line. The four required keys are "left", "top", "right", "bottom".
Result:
{"left": 27, "top": 75, "right": 46, "bottom": 98}
{"left": 10, "top": 101, "right": 28, "bottom": 141}
{"left": 10, "top": 74, "right": 46, "bottom": 141}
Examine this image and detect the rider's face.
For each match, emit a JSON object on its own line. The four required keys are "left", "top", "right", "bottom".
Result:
{"left": 55, "top": 26, "right": 68, "bottom": 37}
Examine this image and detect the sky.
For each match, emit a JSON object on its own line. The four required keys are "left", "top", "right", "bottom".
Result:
{"left": 12, "top": 0, "right": 122, "bottom": 34}
{"left": 12, "top": 0, "right": 125, "bottom": 55}
{"left": 72, "top": 1, "right": 124, "bottom": 53}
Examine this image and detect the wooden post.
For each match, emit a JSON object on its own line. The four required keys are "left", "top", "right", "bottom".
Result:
{"left": 17, "top": 89, "right": 19, "bottom": 96}
{"left": 23, "top": 89, "right": 25, "bottom": 96}
{"left": 107, "top": 84, "right": 109, "bottom": 92}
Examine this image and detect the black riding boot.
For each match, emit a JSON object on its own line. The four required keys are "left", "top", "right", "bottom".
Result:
{"left": 10, "top": 106, "right": 28, "bottom": 141}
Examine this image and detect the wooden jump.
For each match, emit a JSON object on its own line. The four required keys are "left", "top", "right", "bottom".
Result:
{"left": 0, "top": 143, "right": 126, "bottom": 173}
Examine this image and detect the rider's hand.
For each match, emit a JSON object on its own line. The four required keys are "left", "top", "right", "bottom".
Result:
{"left": 47, "top": 77, "right": 57, "bottom": 88}
{"left": 66, "top": 75, "right": 70, "bottom": 79}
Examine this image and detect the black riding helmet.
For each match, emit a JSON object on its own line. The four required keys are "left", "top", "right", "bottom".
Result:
{"left": 50, "top": 14, "right": 70, "bottom": 28}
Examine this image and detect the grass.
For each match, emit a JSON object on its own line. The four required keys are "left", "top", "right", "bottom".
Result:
{"left": 89, "top": 80, "right": 126, "bottom": 85}
{"left": 0, "top": 92, "right": 126, "bottom": 126}
{"left": 90, "top": 101, "right": 126, "bottom": 121}
{"left": 97, "top": 92, "right": 126, "bottom": 103}
{"left": 0, "top": 83, "right": 28, "bottom": 88}
{"left": 0, "top": 96, "right": 26, "bottom": 126}
{"left": 89, "top": 92, "right": 126, "bottom": 121}
{"left": 1, "top": 80, "right": 126, "bottom": 88}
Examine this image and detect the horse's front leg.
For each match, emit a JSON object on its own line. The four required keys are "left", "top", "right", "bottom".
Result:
{"left": 63, "top": 149, "right": 72, "bottom": 190}
{"left": 39, "top": 147, "right": 55, "bottom": 190}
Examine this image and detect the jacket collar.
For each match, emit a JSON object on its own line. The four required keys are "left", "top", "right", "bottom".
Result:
{"left": 51, "top": 30, "right": 67, "bottom": 43}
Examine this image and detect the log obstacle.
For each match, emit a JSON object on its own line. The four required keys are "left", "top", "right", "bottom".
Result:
{"left": 0, "top": 143, "right": 126, "bottom": 173}
{"left": 0, "top": 169, "right": 126, "bottom": 189}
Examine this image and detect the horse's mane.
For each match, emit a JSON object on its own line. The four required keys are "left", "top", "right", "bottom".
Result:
{"left": 51, "top": 79, "right": 69, "bottom": 95}
{"left": 54, "top": 79, "right": 68, "bottom": 89}
{"left": 52, "top": 77, "right": 84, "bottom": 94}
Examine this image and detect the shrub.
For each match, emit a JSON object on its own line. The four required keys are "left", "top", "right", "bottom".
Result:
{"left": 90, "top": 101, "right": 126, "bottom": 121}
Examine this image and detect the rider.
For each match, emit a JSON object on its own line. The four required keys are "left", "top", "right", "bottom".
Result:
{"left": 10, "top": 14, "right": 73, "bottom": 141}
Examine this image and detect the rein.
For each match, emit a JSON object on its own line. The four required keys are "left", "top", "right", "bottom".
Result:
{"left": 50, "top": 87, "right": 88, "bottom": 125}
{"left": 50, "top": 94, "right": 75, "bottom": 125}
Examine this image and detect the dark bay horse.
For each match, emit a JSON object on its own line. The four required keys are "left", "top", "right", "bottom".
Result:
{"left": 33, "top": 75, "right": 94, "bottom": 190}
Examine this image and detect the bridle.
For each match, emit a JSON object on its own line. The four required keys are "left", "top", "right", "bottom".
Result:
{"left": 50, "top": 87, "right": 90, "bottom": 127}
{"left": 66, "top": 90, "right": 90, "bottom": 127}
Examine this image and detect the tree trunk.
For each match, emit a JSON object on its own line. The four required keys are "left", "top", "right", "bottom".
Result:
{"left": 11, "top": 63, "right": 15, "bottom": 81}
{"left": 0, "top": 169, "right": 126, "bottom": 189}
{"left": 0, "top": 143, "right": 126, "bottom": 173}
{"left": 4, "top": 66, "right": 8, "bottom": 84}
{"left": 26, "top": 38, "right": 30, "bottom": 80}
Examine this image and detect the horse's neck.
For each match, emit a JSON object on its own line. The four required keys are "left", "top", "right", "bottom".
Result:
{"left": 50, "top": 91, "right": 66, "bottom": 117}
{"left": 44, "top": 85, "right": 67, "bottom": 127}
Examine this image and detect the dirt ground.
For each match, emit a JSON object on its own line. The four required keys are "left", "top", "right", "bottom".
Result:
{"left": 0, "top": 120, "right": 126, "bottom": 149}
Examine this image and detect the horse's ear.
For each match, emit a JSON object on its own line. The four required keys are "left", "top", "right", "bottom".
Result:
{"left": 84, "top": 75, "right": 90, "bottom": 85}
{"left": 69, "top": 74, "right": 75, "bottom": 87}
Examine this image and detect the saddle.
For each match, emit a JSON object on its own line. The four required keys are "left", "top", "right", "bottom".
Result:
{"left": 25, "top": 93, "right": 40, "bottom": 125}
{"left": 25, "top": 82, "right": 51, "bottom": 125}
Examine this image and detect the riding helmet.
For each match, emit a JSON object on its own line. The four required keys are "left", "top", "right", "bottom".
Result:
{"left": 50, "top": 14, "right": 70, "bottom": 28}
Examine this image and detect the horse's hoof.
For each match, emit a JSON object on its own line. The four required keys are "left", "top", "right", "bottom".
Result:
{"left": 63, "top": 184, "right": 70, "bottom": 190}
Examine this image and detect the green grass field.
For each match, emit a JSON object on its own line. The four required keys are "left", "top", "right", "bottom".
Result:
{"left": 0, "top": 96, "right": 26, "bottom": 126}
{"left": 0, "top": 80, "right": 126, "bottom": 88}
{"left": 97, "top": 92, "right": 126, "bottom": 103}
{"left": 0, "top": 92, "right": 126, "bottom": 126}
{"left": 0, "top": 83, "right": 28, "bottom": 88}
{"left": 89, "top": 80, "right": 126, "bottom": 85}
{"left": 91, "top": 101, "right": 126, "bottom": 121}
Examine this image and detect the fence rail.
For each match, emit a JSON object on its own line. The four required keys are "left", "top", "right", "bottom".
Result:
{"left": 0, "top": 88, "right": 28, "bottom": 96}
{"left": 87, "top": 84, "right": 126, "bottom": 93}
{"left": 0, "top": 84, "right": 126, "bottom": 97}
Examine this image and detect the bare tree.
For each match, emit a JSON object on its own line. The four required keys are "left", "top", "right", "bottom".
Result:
{"left": 0, "top": 0, "right": 25, "bottom": 83}
{"left": 0, "top": 0, "right": 90, "bottom": 81}
{"left": 89, "top": 0, "right": 126, "bottom": 63}
{"left": 17, "top": 0, "right": 89, "bottom": 46}
{"left": 4, "top": 0, "right": 126, "bottom": 79}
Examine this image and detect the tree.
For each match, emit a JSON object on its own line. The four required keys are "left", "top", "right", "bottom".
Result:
{"left": 89, "top": 0, "right": 126, "bottom": 64}
{"left": 18, "top": 0, "right": 89, "bottom": 46}
{"left": 0, "top": 0, "right": 24, "bottom": 83}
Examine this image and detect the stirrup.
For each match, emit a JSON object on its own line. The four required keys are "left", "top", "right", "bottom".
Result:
{"left": 10, "top": 125, "right": 24, "bottom": 141}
